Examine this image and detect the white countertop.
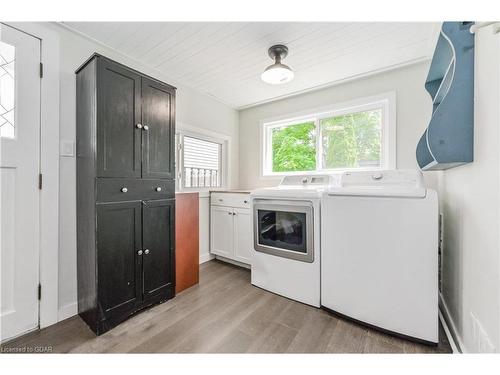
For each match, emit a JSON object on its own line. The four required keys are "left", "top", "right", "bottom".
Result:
{"left": 210, "top": 189, "right": 252, "bottom": 194}
{"left": 175, "top": 189, "right": 254, "bottom": 198}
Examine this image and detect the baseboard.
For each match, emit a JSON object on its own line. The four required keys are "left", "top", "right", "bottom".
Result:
{"left": 1, "top": 326, "right": 39, "bottom": 344}
{"left": 58, "top": 302, "right": 77, "bottom": 322}
{"left": 199, "top": 252, "right": 215, "bottom": 264}
{"left": 214, "top": 255, "right": 251, "bottom": 269}
{"left": 439, "top": 293, "right": 465, "bottom": 353}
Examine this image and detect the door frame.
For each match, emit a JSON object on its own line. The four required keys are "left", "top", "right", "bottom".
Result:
{"left": 4, "top": 22, "right": 60, "bottom": 329}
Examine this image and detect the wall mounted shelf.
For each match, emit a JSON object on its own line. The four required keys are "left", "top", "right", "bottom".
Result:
{"left": 416, "top": 22, "right": 475, "bottom": 170}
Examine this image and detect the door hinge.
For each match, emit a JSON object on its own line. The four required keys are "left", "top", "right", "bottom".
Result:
{"left": 39, "top": 62, "right": 43, "bottom": 78}
{"left": 38, "top": 284, "right": 41, "bottom": 301}
{"left": 38, "top": 173, "right": 43, "bottom": 190}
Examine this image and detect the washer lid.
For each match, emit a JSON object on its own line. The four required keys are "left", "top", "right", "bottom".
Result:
{"left": 327, "top": 169, "right": 427, "bottom": 198}
{"left": 251, "top": 173, "right": 340, "bottom": 199}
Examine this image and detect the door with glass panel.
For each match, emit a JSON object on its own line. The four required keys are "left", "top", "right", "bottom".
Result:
{"left": 0, "top": 24, "right": 41, "bottom": 341}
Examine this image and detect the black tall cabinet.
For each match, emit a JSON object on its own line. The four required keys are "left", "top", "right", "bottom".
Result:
{"left": 76, "top": 54, "right": 176, "bottom": 335}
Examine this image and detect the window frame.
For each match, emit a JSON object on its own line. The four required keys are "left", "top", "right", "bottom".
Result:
{"left": 260, "top": 92, "right": 396, "bottom": 178}
{"left": 176, "top": 124, "right": 230, "bottom": 192}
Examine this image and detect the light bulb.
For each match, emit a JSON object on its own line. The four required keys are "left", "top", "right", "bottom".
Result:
{"left": 261, "top": 63, "right": 294, "bottom": 85}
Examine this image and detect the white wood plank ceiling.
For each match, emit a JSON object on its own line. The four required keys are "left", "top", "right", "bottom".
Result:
{"left": 62, "top": 22, "right": 440, "bottom": 109}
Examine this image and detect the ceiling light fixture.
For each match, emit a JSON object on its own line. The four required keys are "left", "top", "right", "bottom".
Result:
{"left": 261, "top": 44, "right": 294, "bottom": 85}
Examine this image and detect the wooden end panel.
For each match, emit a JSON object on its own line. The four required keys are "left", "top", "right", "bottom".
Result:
{"left": 175, "top": 192, "right": 200, "bottom": 293}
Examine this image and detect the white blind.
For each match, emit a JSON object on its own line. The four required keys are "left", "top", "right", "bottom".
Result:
{"left": 183, "top": 136, "right": 221, "bottom": 170}
{"left": 182, "top": 136, "right": 221, "bottom": 188}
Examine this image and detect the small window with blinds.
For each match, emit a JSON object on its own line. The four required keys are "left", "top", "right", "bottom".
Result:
{"left": 182, "top": 135, "right": 222, "bottom": 188}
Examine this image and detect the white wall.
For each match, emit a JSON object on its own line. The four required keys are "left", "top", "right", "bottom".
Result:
{"left": 41, "top": 23, "right": 239, "bottom": 320}
{"left": 238, "top": 62, "right": 439, "bottom": 189}
{"left": 438, "top": 25, "right": 500, "bottom": 353}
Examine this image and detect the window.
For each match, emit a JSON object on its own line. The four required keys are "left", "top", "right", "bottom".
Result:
{"left": 176, "top": 131, "right": 226, "bottom": 190}
{"left": 0, "top": 41, "right": 16, "bottom": 139}
{"left": 271, "top": 121, "right": 316, "bottom": 173}
{"left": 320, "top": 109, "right": 382, "bottom": 169}
{"left": 262, "top": 94, "right": 395, "bottom": 176}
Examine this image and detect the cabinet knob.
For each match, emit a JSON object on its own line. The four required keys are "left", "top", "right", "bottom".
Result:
{"left": 143, "top": 125, "right": 149, "bottom": 131}
{"left": 218, "top": 198, "right": 223, "bottom": 202}
{"left": 156, "top": 187, "right": 162, "bottom": 192}
{"left": 144, "top": 249, "right": 150, "bottom": 255}
{"left": 121, "top": 187, "right": 128, "bottom": 193}
{"left": 228, "top": 212, "right": 232, "bottom": 215}
{"left": 137, "top": 250, "right": 143, "bottom": 255}
{"left": 244, "top": 200, "right": 249, "bottom": 204}
{"left": 136, "top": 123, "right": 143, "bottom": 129}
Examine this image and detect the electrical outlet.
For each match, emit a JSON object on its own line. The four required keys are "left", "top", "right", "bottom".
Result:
{"left": 470, "top": 312, "right": 496, "bottom": 352}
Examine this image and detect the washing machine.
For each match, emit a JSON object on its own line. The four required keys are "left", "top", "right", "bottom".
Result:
{"left": 321, "top": 169, "right": 438, "bottom": 344}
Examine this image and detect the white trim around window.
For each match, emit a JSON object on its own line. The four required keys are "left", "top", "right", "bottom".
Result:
{"left": 260, "top": 91, "right": 396, "bottom": 178}
{"left": 176, "top": 121, "right": 231, "bottom": 192}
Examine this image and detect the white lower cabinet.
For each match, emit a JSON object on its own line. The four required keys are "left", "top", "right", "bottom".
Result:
{"left": 210, "top": 193, "right": 252, "bottom": 266}
{"left": 233, "top": 208, "right": 253, "bottom": 264}
{"left": 210, "top": 205, "right": 234, "bottom": 259}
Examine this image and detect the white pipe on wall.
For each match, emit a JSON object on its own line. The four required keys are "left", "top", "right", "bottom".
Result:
{"left": 470, "top": 22, "right": 500, "bottom": 34}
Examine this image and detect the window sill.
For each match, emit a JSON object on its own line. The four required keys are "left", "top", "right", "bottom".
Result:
{"left": 261, "top": 167, "right": 387, "bottom": 179}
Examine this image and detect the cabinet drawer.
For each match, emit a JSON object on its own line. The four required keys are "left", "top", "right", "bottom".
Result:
{"left": 211, "top": 192, "right": 250, "bottom": 209}
{"left": 96, "top": 178, "right": 175, "bottom": 202}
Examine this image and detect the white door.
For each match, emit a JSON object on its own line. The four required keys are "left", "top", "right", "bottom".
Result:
{"left": 210, "top": 205, "right": 234, "bottom": 258}
{"left": 233, "top": 208, "right": 252, "bottom": 265}
{"left": 0, "top": 24, "right": 41, "bottom": 341}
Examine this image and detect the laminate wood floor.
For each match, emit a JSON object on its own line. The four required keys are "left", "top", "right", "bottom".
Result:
{"left": 1, "top": 260, "right": 452, "bottom": 354}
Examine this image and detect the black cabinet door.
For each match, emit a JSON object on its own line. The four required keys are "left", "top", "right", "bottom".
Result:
{"left": 97, "top": 58, "right": 142, "bottom": 178}
{"left": 142, "top": 199, "right": 175, "bottom": 301}
{"left": 96, "top": 201, "right": 143, "bottom": 318}
{"left": 141, "top": 78, "right": 175, "bottom": 179}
